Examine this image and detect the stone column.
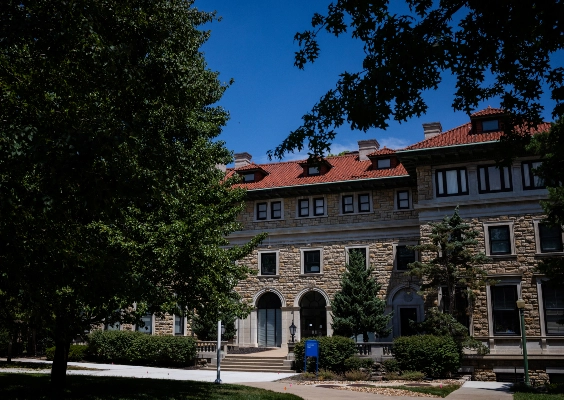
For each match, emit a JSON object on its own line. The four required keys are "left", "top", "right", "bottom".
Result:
{"left": 326, "top": 306, "right": 333, "bottom": 337}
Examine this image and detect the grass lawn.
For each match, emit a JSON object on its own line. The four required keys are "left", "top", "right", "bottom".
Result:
{"left": 0, "top": 373, "right": 302, "bottom": 400}
{"left": 384, "top": 384, "right": 460, "bottom": 398}
{"left": 514, "top": 394, "right": 564, "bottom": 400}
{"left": 0, "top": 361, "right": 97, "bottom": 371}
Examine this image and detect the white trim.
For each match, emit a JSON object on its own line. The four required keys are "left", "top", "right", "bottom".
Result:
{"left": 483, "top": 221, "right": 516, "bottom": 257}
{"left": 300, "top": 247, "right": 324, "bottom": 275}
{"left": 173, "top": 313, "right": 187, "bottom": 336}
{"left": 533, "top": 219, "right": 564, "bottom": 255}
{"left": 345, "top": 245, "right": 370, "bottom": 269}
{"left": 392, "top": 242, "right": 419, "bottom": 272}
{"left": 252, "top": 288, "right": 286, "bottom": 308}
{"left": 295, "top": 195, "right": 327, "bottom": 218}
{"left": 394, "top": 188, "right": 412, "bottom": 210}
{"left": 258, "top": 250, "right": 280, "bottom": 276}
{"left": 338, "top": 191, "right": 373, "bottom": 215}
{"left": 486, "top": 277, "right": 522, "bottom": 338}
{"left": 254, "top": 198, "right": 284, "bottom": 222}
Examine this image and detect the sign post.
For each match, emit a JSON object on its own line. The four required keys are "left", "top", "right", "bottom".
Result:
{"left": 304, "top": 340, "right": 319, "bottom": 379}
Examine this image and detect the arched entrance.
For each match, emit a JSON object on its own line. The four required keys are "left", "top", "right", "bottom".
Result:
{"left": 257, "top": 292, "right": 282, "bottom": 347}
{"left": 390, "top": 286, "right": 424, "bottom": 337}
{"left": 300, "top": 291, "right": 327, "bottom": 337}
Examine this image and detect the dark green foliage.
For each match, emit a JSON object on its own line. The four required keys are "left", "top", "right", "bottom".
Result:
{"left": 46, "top": 345, "right": 88, "bottom": 362}
{"left": 293, "top": 336, "right": 357, "bottom": 373}
{"left": 392, "top": 335, "right": 461, "bottom": 378}
{"left": 343, "top": 356, "right": 373, "bottom": 371}
{"left": 528, "top": 117, "right": 564, "bottom": 284}
{"left": 382, "top": 359, "right": 400, "bottom": 373}
{"left": 385, "top": 384, "right": 460, "bottom": 397}
{"left": 87, "top": 330, "right": 196, "bottom": 366}
{"left": 192, "top": 310, "right": 237, "bottom": 341}
{"left": 0, "top": 373, "right": 303, "bottom": 400}
{"left": 397, "top": 371, "right": 425, "bottom": 381}
{"left": 271, "top": 1, "right": 563, "bottom": 159}
{"left": 331, "top": 251, "right": 391, "bottom": 341}
{"left": 408, "top": 207, "right": 489, "bottom": 328}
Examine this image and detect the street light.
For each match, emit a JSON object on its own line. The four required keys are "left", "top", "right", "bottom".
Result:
{"left": 289, "top": 321, "right": 297, "bottom": 343}
{"left": 214, "top": 321, "right": 226, "bottom": 384}
{"left": 516, "top": 298, "right": 530, "bottom": 386}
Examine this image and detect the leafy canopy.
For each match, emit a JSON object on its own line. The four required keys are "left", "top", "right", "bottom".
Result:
{"left": 270, "top": 0, "right": 564, "bottom": 159}
{"left": 331, "top": 250, "right": 391, "bottom": 342}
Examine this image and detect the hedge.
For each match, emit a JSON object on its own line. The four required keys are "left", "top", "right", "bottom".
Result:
{"left": 392, "top": 335, "right": 460, "bottom": 378}
{"left": 46, "top": 344, "right": 88, "bottom": 362}
{"left": 293, "top": 336, "right": 357, "bottom": 373}
{"left": 87, "top": 330, "right": 197, "bottom": 366}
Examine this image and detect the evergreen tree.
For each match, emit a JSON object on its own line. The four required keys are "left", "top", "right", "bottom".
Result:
{"left": 331, "top": 251, "right": 391, "bottom": 342}
{"left": 407, "top": 207, "right": 489, "bottom": 323}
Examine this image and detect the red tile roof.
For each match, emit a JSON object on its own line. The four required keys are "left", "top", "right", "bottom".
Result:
{"left": 229, "top": 154, "right": 409, "bottom": 190}
{"left": 402, "top": 122, "right": 551, "bottom": 151}
{"left": 235, "top": 163, "right": 267, "bottom": 172}
{"left": 470, "top": 106, "right": 504, "bottom": 117}
{"left": 369, "top": 147, "right": 396, "bottom": 156}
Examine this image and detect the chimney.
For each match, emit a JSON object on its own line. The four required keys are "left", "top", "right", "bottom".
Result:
{"left": 358, "top": 139, "right": 380, "bottom": 161}
{"left": 422, "top": 122, "right": 442, "bottom": 140}
{"left": 234, "top": 152, "right": 252, "bottom": 168}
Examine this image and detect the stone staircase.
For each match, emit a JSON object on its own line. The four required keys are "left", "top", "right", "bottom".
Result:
{"left": 207, "top": 354, "right": 294, "bottom": 373}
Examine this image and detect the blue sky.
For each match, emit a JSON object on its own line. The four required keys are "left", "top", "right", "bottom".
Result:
{"left": 197, "top": 1, "right": 559, "bottom": 165}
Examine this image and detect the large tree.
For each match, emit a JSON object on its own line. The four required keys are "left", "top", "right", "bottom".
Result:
{"left": 0, "top": 0, "right": 263, "bottom": 389}
{"left": 270, "top": 0, "right": 564, "bottom": 159}
{"left": 331, "top": 251, "right": 391, "bottom": 342}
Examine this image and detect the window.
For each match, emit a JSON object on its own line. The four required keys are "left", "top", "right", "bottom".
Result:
{"left": 242, "top": 173, "right": 255, "bottom": 182}
{"left": 436, "top": 168, "right": 468, "bottom": 197}
{"left": 482, "top": 119, "right": 499, "bottom": 132}
{"left": 522, "top": 161, "right": 544, "bottom": 189}
{"left": 271, "top": 201, "right": 281, "bottom": 219}
{"left": 313, "top": 198, "right": 324, "bottom": 216}
{"left": 346, "top": 246, "right": 368, "bottom": 268}
{"left": 489, "top": 226, "right": 511, "bottom": 255}
{"left": 299, "top": 199, "right": 309, "bottom": 217}
{"left": 396, "top": 245, "right": 416, "bottom": 271}
{"left": 302, "top": 249, "right": 322, "bottom": 274}
{"left": 377, "top": 158, "right": 391, "bottom": 169}
{"left": 539, "top": 224, "right": 563, "bottom": 253}
{"left": 255, "top": 199, "right": 284, "bottom": 221}
{"left": 397, "top": 190, "right": 410, "bottom": 209}
{"left": 342, "top": 195, "right": 354, "bottom": 214}
{"left": 478, "top": 165, "right": 512, "bottom": 193}
{"left": 137, "top": 313, "right": 153, "bottom": 334}
{"left": 491, "top": 285, "right": 520, "bottom": 335}
{"left": 308, "top": 166, "right": 319, "bottom": 176}
{"left": 341, "top": 193, "right": 371, "bottom": 214}
{"left": 543, "top": 284, "right": 564, "bottom": 335}
{"left": 174, "top": 315, "right": 185, "bottom": 336}
{"left": 260, "top": 252, "right": 278, "bottom": 276}
{"left": 257, "top": 202, "right": 267, "bottom": 220}
{"left": 105, "top": 322, "right": 120, "bottom": 331}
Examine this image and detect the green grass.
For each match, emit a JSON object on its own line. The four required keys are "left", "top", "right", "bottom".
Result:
{"left": 384, "top": 384, "right": 460, "bottom": 398}
{"left": 514, "top": 394, "right": 564, "bottom": 400}
{"left": 0, "top": 361, "right": 98, "bottom": 371}
{"left": 0, "top": 373, "right": 302, "bottom": 399}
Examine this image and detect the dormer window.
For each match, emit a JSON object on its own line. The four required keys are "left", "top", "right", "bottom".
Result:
{"left": 482, "top": 119, "right": 499, "bottom": 132}
{"left": 308, "top": 166, "right": 320, "bottom": 176}
{"left": 243, "top": 173, "right": 255, "bottom": 182}
{"left": 377, "top": 158, "right": 391, "bottom": 169}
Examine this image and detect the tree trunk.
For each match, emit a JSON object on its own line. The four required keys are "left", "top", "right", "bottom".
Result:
{"left": 50, "top": 333, "right": 71, "bottom": 390}
{"left": 6, "top": 340, "right": 12, "bottom": 363}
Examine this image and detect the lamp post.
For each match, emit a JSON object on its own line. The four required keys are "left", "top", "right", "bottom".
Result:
{"left": 516, "top": 298, "right": 530, "bottom": 386}
{"left": 289, "top": 320, "right": 297, "bottom": 343}
{"left": 214, "top": 321, "right": 226, "bottom": 384}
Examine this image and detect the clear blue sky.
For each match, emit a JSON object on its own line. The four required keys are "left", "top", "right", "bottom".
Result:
{"left": 197, "top": 1, "right": 559, "bottom": 165}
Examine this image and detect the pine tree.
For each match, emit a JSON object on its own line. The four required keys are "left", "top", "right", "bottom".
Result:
{"left": 407, "top": 207, "right": 489, "bottom": 323}
{"left": 331, "top": 251, "right": 391, "bottom": 342}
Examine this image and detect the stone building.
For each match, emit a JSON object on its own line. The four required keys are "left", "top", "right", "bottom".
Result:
{"left": 226, "top": 107, "right": 564, "bottom": 382}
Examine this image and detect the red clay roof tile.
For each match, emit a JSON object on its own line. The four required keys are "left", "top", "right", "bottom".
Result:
{"left": 470, "top": 106, "right": 504, "bottom": 117}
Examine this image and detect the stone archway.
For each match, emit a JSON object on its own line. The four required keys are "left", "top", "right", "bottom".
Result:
{"left": 388, "top": 285, "right": 424, "bottom": 337}
{"left": 256, "top": 292, "right": 282, "bottom": 347}
{"left": 299, "top": 291, "right": 327, "bottom": 338}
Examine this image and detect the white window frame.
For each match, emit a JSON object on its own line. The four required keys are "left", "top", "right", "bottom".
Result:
{"left": 173, "top": 313, "right": 187, "bottom": 336}
{"left": 345, "top": 245, "right": 370, "bottom": 269}
{"left": 536, "top": 277, "right": 564, "bottom": 337}
{"left": 477, "top": 164, "right": 513, "bottom": 193}
{"left": 435, "top": 167, "right": 469, "bottom": 197}
{"left": 254, "top": 199, "right": 284, "bottom": 221}
{"left": 136, "top": 313, "right": 154, "bottom": 335}
{"left": 394, "top": 188, "right": 412, "bottom": 210}
{"left": 296, "top": 196, "right": 327, "bottom": 218}
{"left": 533, "top": 220, "right": 564, "bottom": 255}
{"left": 392, "top": 242, "right": 419, "bottom": 272}
{"left": 104, "top": 322, "right": 121, "bottom": 331}
{"left": 300, "top": 248, "right": 324, "bottom": 275}
{"left": 483, "top": 221, "right": 516, "bottom": 257}
{"left": 486, "top": 276, "right": 522, "bottom": 337}
{"left": 258, "top": 250, "right": 279, "bottom": 276}
{"left": 522, "top": 160, "right": 545, "bottom": 190}
{"left": 339, "top": 192, "right": 372, "bottom": 215}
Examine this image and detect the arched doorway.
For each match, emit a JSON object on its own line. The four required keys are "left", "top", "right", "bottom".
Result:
{"left": 391, "top": 286, "right": 424, "bottom": 337}
{"left": 300, "top": 291, "right": 327, "bottom": 337}
{"left": 257, "top": 292, "right": 282, "bottom": 347}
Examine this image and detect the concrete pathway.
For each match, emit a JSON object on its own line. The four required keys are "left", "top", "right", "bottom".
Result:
{"left": 1, "top": 358, "right": 514, "bottom": 399}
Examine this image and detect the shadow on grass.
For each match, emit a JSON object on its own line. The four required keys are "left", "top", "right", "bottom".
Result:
{"left": 0, "top": 373, "right": 302, "bottom": 400}
{"left": 384, "top": 384, "right": 460, "bottom": 398}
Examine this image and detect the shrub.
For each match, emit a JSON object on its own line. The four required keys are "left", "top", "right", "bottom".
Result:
{"left": 400, "top": 370, "right": 425, "bottom": 381}
{"left": 293, "top": 336, "right": 357, "bottom": 373}
{"left": 392, "top": 335, "right": 460, "bottom": 378}
{"left": 344, "top": 369, "right": 370, "bottom": 381}
{"left": 382, "top": 358, "right": 400, "bottom": 373}
{"left": 318, "top": 369, "right": 338, "bottom": 381}
{"left": 384, "top": 371, "right": 401, "bottom": 381}
{"left": 344, "top": 356, "right": 374, "bottom": 371}
{"left": 45, "top": 345, "right": 87, "bottom": 362}
{"left": 87, "top": 330, "right": 196, "bottom": 366}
